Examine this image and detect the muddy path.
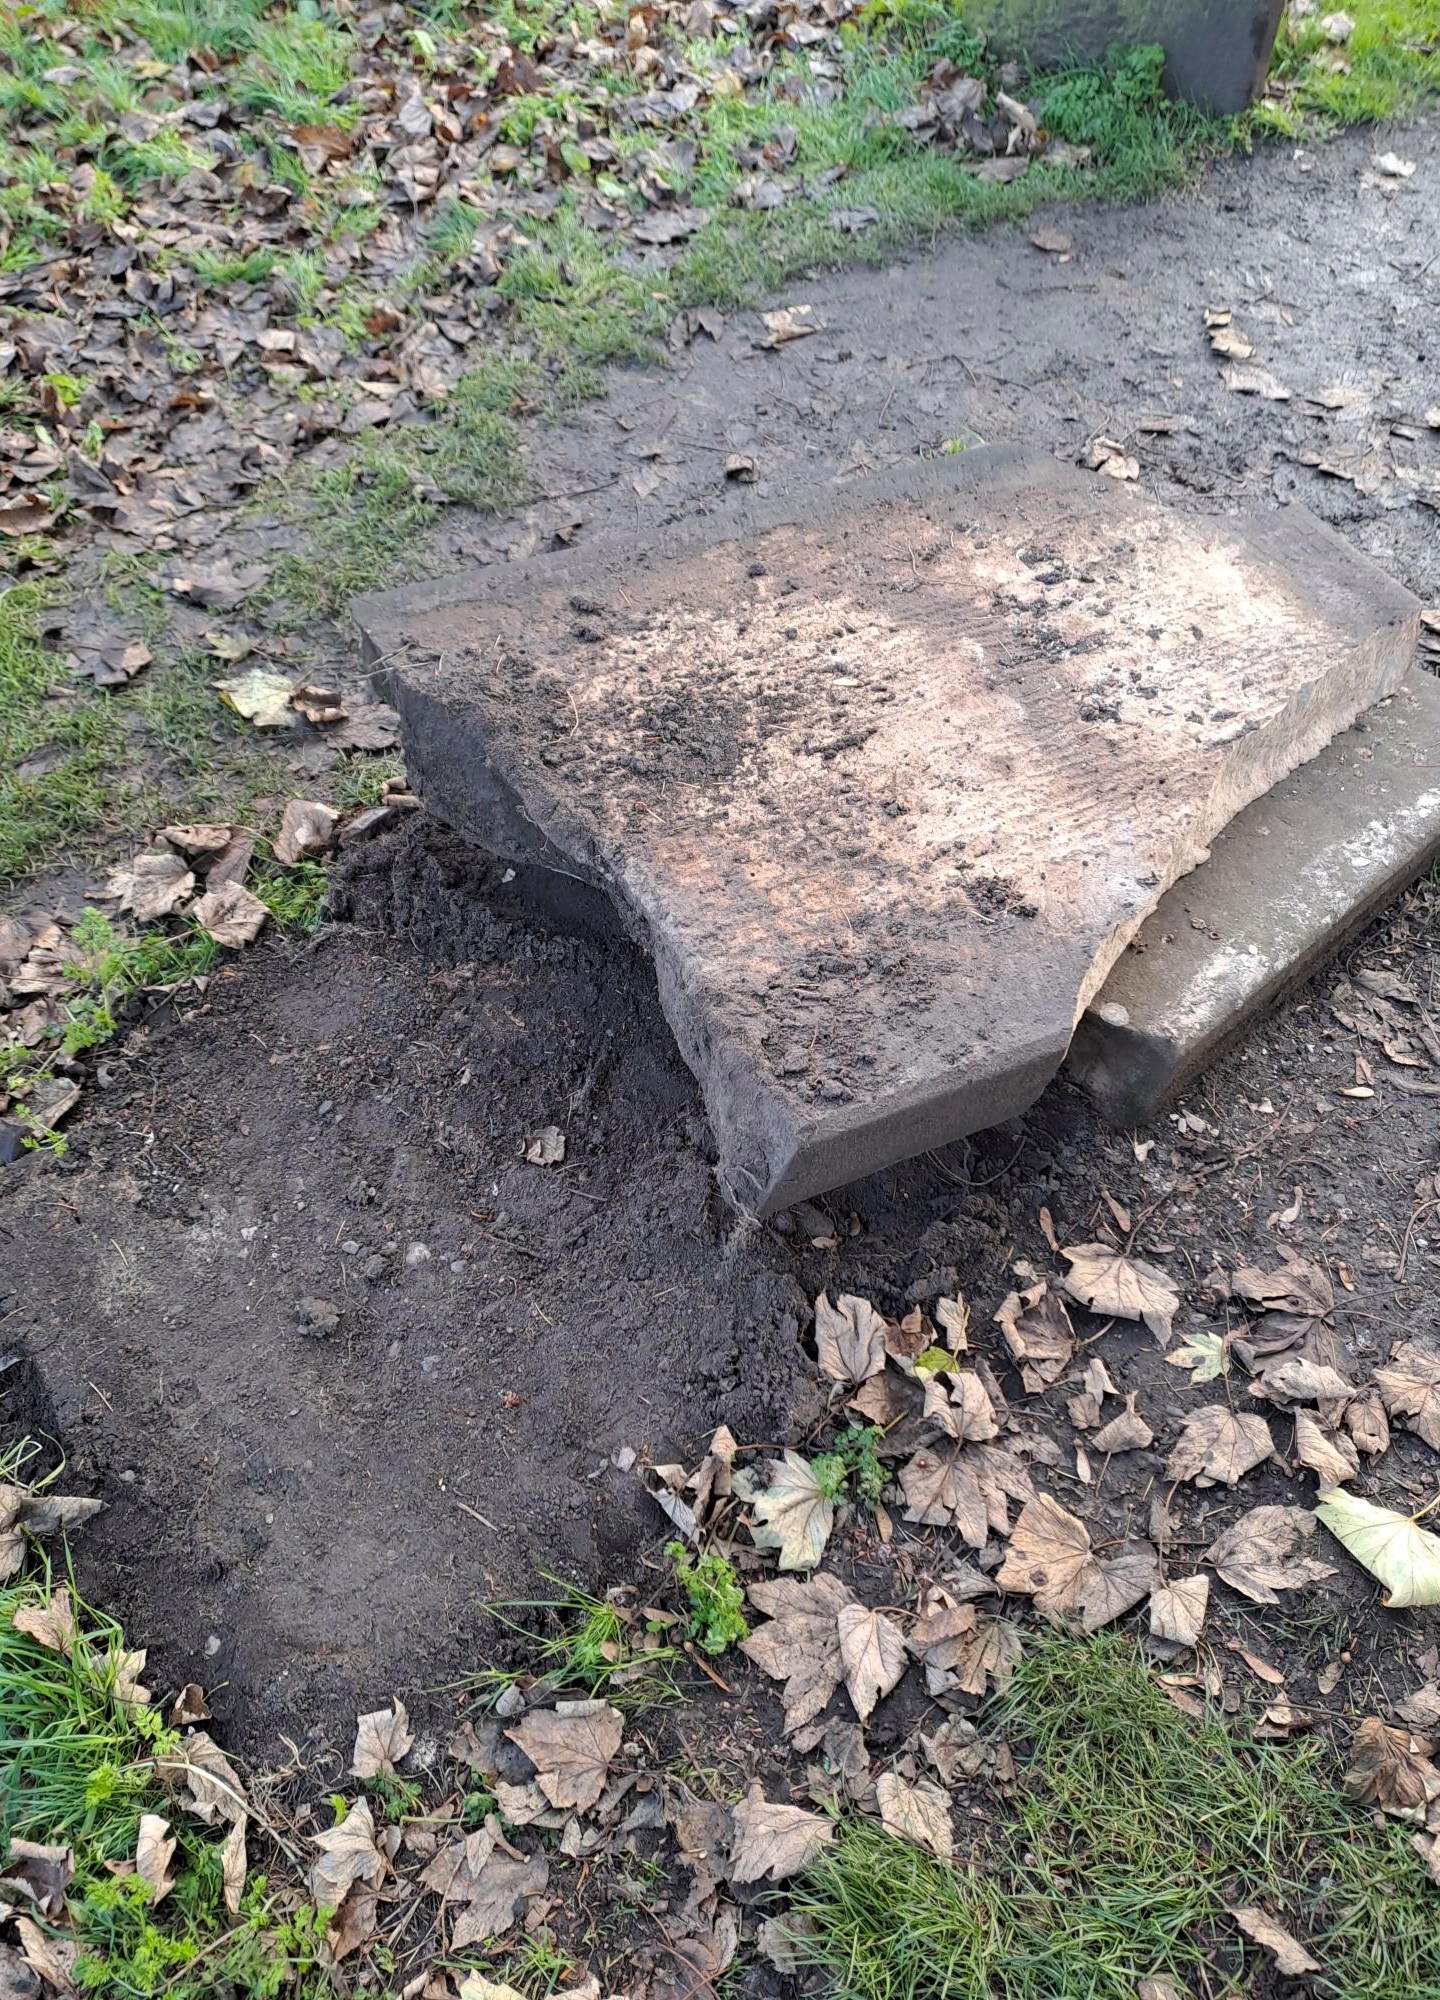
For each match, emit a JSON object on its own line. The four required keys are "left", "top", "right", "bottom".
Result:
{"left": 449, "top": 113, "right": 1440, "bottom": 611}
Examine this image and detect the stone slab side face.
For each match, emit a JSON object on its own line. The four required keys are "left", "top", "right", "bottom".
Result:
{"left": 969, "top": 0, "right": 1286, "bottom": 114}
{"left": 1069, "top": 670, "right": 1440, "bottom": 1126}
{"left": 353, "top": 449, "right": 1418, "bottom": 1215}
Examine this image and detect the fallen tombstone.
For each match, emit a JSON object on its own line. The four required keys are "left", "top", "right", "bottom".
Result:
{"left": 353, "top": 448, "right": 1418, "bottom": 1214}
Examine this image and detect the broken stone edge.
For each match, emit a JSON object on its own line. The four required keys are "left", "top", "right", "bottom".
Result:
{"left": 1070, "top": 670, "right": 1440, "bottom": 1126}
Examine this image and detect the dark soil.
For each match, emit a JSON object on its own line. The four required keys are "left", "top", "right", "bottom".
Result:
{"left": 4, "top": 116, "right": 1440, "bottom": 1782}
{"left": 4, "top": 809, "right": 1440, "bottom": 1774}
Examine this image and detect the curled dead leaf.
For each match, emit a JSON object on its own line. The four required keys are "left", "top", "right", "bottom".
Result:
{"left": 350, "top": 1699, "right": 414, "bottom": 1779}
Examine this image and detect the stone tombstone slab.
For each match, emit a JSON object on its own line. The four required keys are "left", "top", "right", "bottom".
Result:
{"left": 969, "top": 0, "right": 1286, "bottom": 113}
{"left": 354, "top": 449, "right": 1418, "bottom": 1215}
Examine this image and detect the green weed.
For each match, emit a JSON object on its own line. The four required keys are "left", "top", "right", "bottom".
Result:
{"left": 666, "top": 1543, "right": 749, "bottom": 1656}
{"left": 789, "top": 1633, "right": 1440, "bottom": 2000}
{"left": 1, "top": 1554, "right": 331, "bottom": 1997}
{"left": 472, "top": 1579, "right": 681, "bottom": 1709}
{"left": 813, "top": 1425, "right": 890, "bottom": 1509}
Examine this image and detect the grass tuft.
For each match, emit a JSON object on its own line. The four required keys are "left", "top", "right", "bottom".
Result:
{"left": 789, "top": 1633, "right": 1440, "bottom": 2000}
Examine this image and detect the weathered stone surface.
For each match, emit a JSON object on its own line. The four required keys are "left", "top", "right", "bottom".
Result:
{"left": 353, "top": 449, "right": 1417, "bottom": 1214}
{"left": 1069, "top": 670, "right": 1440, "bottom": 1126}
{"left": 970, "top": 0, "right": 1285, "bottom": 114}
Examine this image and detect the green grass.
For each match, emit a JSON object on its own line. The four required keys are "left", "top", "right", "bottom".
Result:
{"left": 471, "top": 1578, "right": 682, "bottom": 1710}
{"left": 1, "top": 1549, "right": 331, "bottom": 1998}
{"left": 0, "top": 583, "right": 129, "bottom": 885}
{"left": 788, "top": 1634, "right": 1440, "bottom": 2000}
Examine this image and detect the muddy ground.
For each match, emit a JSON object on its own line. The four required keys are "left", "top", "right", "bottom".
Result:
{"left": 3, "top": 115, "right": 1440, "bottom": 1776}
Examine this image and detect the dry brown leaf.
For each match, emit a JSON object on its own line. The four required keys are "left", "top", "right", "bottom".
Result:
{"left": 135, "top": 1814, "right": 176, "bottom": 1906}
{"left": 756, "top": 305, "right": 819, "bottom": 346}
{"left": 1060, "top": 1244, "right": 1179, "bottom": 1344}
{"left": 837, "top": 1602, "right": 907, "bottom": 1722}
{"left": 741, "top": 1572, "right": 851, "bottom": 1737}
{"left": 109, "top": 849, "right": 195, "bottom": 923}
{"left": 875, "top": 1771, "right": 953, "bottom": 1859}
{"left": 728, "top": 1781, "right": 834, "bottom": 1882}
{"left": 996, "top": 1493, "right": 1156, "bottom": 1630}
{"left": 899, "top": 1445, "right": 989, "bottom": 1542}
{"left": 274, "top": 799, "right": 339, "bottom": 865}
{"left": 1148, "top": 1574, "right": 1209, "bottom": 1647}
{"left": 506, "top": 1699, "right": 623, "bottom": 1811}
{"left": 12, "top": 1915, "right": 75, "bottom": 1995}
{"left": 420, "top": 1827, "right": 496, "bottom": 1901}
{"left": 523, "top": 1124, "right": 565, "bottom": 1165}
{"left": 221, "top": 1816, "right": 247, "bottom": 1916}
{"left": 191, "top": 881, "right": 269, "bottom": 948}
{"left": 1293, "top": 1410, "right": 1359, "bottom": 1486}
{"left": 326, "top": 1881, "right": 380, "bottom": 1962}
{"left": 1221, "top": 362, "right": 1291, "bottom": 400}
{"left": 0, "top": 1841, "right": 74, "bottom": 1918}
{"left": 350, "top": 1699, "right": 414, "bottom": 1779}
{"left": 161, "top": 1730, "right": 246, "bottom": 1826}
{"left": 1342, "top": 1717, "right": 1440, "bottom": 1819}
{"left": 1166, "top": 1406, "right": 1273, "bottom": 1487}
{"left": 1083, "top": 436, "right": 1138, "bottom": 480}
{"left": 449, "top": 1850, "right": 549, "bottom": 1950}
{"left": 1232, "top": 1906, "right": 1319, "bottom": 1976}
{"left": 898, "top": 1441, "right": 1032, "bottom": 1547}
{"left": 1376, "top": 1341, "right": 1440, "bottom": 1449}
{"left": 1206, "top": 1504, "right": 1334, "bottom": 1603}
{"left": 307, "top": 1797, "right": 390, "bottom": 1906}
{"left": 993, "top": 1282, "right": 1074, "bottom": 1390}
{"left": 814, "top": 1292, "right": 888, "bottom": 1385}
{"left": 159, "top": 824, "right": 232, "bottom": 859}
{"left": 922, "top": 1370, "right": 999, "bottom": 1442}
{"left": 1345, "top": 1387, "right": 1391, "bottom": 1455}
{"left": 1091, "top": 1392, "right": 1153, "bottom": 1453}
{"left": 13, "top": 1586, "right": 79, "bottom": 1656}
{"left": 1256, "top": 1357, "right": 1353, "bottom": 1405}
{"left": 735, "top": 1452, "right": 834, "bottom": 1570}
{"left": 169, "top": 1684, "right": 212, "bottom": 1727}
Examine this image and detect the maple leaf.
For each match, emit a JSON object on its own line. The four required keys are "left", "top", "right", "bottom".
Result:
{"left": 1061, "top": 1243, "right": 1179, "bottom": 1344}
{"left": 1166, "top": 1406, "right": 1272, "bottom": 1487}
{"left": 734, "top": 1452, "right": 834, "bottom": 1570}
{"left": 728, "top": 1781, "right": 834, "bottom": 1882}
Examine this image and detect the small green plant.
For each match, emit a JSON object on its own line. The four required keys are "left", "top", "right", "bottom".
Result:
{"left": 497, "top": 1928, "right": 572, "bottom": 1997}
{"left": 253, "top": 859, "right": 328, "bottom": 931}
{"left": 666, "top": 1541, "right": 748, "bottom": 1655}
{"left": 812, "top": 1425, "right": 889, "bottom": 1510}
{"left": 362, "top": 1767, "right": 423, "bottom": 1819}
{"left": 472, "top": 1578, "right": 681, "bottom": 1707}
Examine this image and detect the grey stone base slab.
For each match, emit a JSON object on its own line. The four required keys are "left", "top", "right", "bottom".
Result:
{"left": 1069, "top": 670, "right": 1440, "bottom": 1127}
{"left": 353, "top": 449, "right": 1418, "bottom": 1216}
